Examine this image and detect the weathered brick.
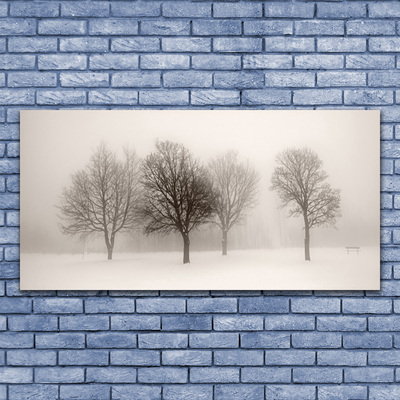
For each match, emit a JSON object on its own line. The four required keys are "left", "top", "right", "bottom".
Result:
{"left": 110, "top": 350, "right": 160, "bottom": 366}
{"left": 139, "top": 333, "right": 188, "bottom": 349}
{"left": 112, "top": 2, "right": 160, "bottom": 17}
{"left": 241, "top": 332, "right": 290, "bottom": 349}
{"left": 89, "top": 19, "right": 138, "bottom": 35}
{"left": 87, "top": 332, "right": 137, "bottom": 349}
{"left": 111, "top": 38, "right": 160, "bottom": 53}
{"left": 59, "top": 350, "right": 109, "bottom": 366}
{"left": 162, "top": 350, "right": 211, "bottom": 366}
{"left": 39, "top": 20, "right": 86, "bottom": 35}
{"left": 214, "top": 385, "right": 264, "bottom": 400}
{"left": 138, "top": 367, "right": 187, "bottom": 383}
{"left": 86, "top": 367, "right": 137, "bottom": 383}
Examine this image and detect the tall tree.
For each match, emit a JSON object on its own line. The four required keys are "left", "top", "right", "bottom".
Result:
{"left": 141, "top": 140, "right": 215, "bottom": 264}
{"left": 270, "top": 147, "right": 341, "bottom": 261}
{"left": 208, "top": 150, "right": 259, "bottom": 255}
{"left": 58, "top": 143, "right": 142, "bottom": 260}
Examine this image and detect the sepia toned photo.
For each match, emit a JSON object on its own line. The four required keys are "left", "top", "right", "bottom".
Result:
{"left": 20, "top": 110, "right": 380, "bottom": 290}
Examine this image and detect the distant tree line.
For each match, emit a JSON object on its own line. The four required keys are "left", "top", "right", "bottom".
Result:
{"left": 59, "top": 141, "right": 340, "bottom": 263}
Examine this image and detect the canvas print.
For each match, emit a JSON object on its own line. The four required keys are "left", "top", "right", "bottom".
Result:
{"left": 20, "top": 110, "right": 380, "bottom": 290}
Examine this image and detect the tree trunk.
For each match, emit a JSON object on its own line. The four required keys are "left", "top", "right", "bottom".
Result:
{"left": 304, "top": 217, "right": 311, "bottom": 261}
{"left": 222, "top": 230, "right": 228, "bottom": 256}
{"left": 183, "top": 234, "right": 190, "bottom": 264}
{"left": 107, "top": 244, "right": 113, "bottom": 260}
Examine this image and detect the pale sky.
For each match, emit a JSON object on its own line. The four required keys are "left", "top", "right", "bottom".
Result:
{"left": 21, "top": 110, "right": 380, "bottom": 253}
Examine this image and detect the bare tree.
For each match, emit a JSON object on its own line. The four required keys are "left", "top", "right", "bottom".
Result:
{"left": 208, "top": 150, "right": 259, "bottom": 255}
{"left": 58, "top": 142, "right": 142, "bottom": 260}
{"left": 271, "top": 147, "right": 341, "bottom": 261}
{"left": 141, "top": 140, "right": 215, "bottom": 264}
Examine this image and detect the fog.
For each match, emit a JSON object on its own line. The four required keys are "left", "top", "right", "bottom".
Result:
{"left": 21, "top": 110, "right": 380, "bottom": 255}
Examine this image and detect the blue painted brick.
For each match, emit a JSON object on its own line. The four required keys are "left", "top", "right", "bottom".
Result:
{"left": 244, "top": 21, "right": 292, "bottom": 36}
{"left": 242, "top": 90, "right": 291, "bottom": 106}
{"left": 265, "top": 2, "right": 314, "bottom": 18}
{"left": 62, "top": 2, "right": 110, "bottom": 17}
{"left": 59, "top": 350, "right": 109, "bottom": 366}
{"left": 89, "top": 90, "right": 138, "bottom": 105}
{"left": 318, "top": 350, "right": 366, "bottom": 366}
{"left": 214, "top": 3, "right": 262, "bottom": 18}
{"left": 111, "top": 38, "right": 160, "bottom": 52}
{"left": 370, "top": 71, "right": 400, "bottom": 87}
{"left": 0, "top": 367, "right": 32, "bottom": 383}
{"left": 191, "top": 90, "right": 239, "bottom": 106}
{"left": 38, "top": 54, "right": 87, "bottom": 70}
{"left": 112, "top": 2, "right": 159, "bottom": 17}
{"left": 0, "top": 263, "right": 19, "bottom": 278}
{"left": 110, "top": 350, "right": 159, "bottom": 366}
{"left": 347, "top": 20, "right": 395, "bottom": 36}
{"left": 370, "top": 38, "right": 400, "bottom": 53}
{"left": 162, "top": 315, "right": 211, "bottom": 331}
{"left": 318, "top": 38, "right": 366, "bottom": 53}
{"left": 87, "top": 332, "right": 137, "bottom": 348}
{"left": 265, "top": 315, "right": 314, "bottom": 331}
{"left": 39, "top": 20, "right": 86, "bottom": 35}
{"left": 112, "top": 71, "right": 160, "bottom": 88}
{"left": 8, "top": 315, "right": 57, "bottom": 331}
{"left": 265, "top": 350, "right": 315, "bottom": 365}
{"left": 317, "top": 316, "right": 366, "bottom": 331}
{"left": 369, "top": 316, "right": 400, "bottom": 331}
{"left": 0, "top": 297, "right": 31, "bottom": 313}
{"left": 214, "top": 350, "right": 264, "bottom": 366}
{"left": 111, "top": 315, "right": 160, "bottom": 330}
{"left": 60, "top": 38, "right": 108, "bottom": 53}
{"left": 239, "top": 297, "right": 288, "bottom": 313}
{"left": 345, "top": 90, "right": 393, "bottom": 106}
{"left": 370, "top": 386, "right": 400, "bottom": 400}
{"left": 85, "top": 298, "right": 135, "bottom": 313}
{"left": 140, "top": 90, "right": 188, "bottom": 106}
{"left": 214, "top": 38, "right": 262, "bottom": 53}
{"left": 265, "top": 37, "right": 313, "bottom": 52}
{"left": 164, "top": 71, "right": 211, "bottom": 88}
{"left": 293, "top": 367, "right": 342, "bottom": 383}
{"left": 60, "top": 385, "right": 110, "bottom": 400}
{"left": 295, "top": 20, "right": 344, "bottom": 36}
{"left": 345, "top": 367, "right": 394, "bottom": 383}
{"left": 139, "top": 333, "right": 188, "bottom": 348}
{"left": 89, "top": 19, "right": 138, "bottom": 35}
{"left": 370, "top": 3, "right": 400, "bottom": 18}
{"left": 0, "top": 19, "right": 36, "bottom": 36}
{"left": 295, "top": 55, "right": 344, "bottom": 69}
{"left": 381, "top": 126, "right": 394, "bottom": 141}
{"left": 140, "top": 21, "right": 189, "bottom": 36}
{"left": 265, "top": 385, "right": 316, "bottom": 400}
{"left": 162, "top": 350, "right": 211, "bottom": 366}
{"left": 162, "top": 38, "right": 211, "bottom": 53}
{"left": 343, "top": 299, "right": 391, "bottom": 314}
{"left": 190, "top": 367, "right": 239, "bottom": 383}
{"left": 292, "top": 333, "right": 341, "bottom": 349}
{"left": 265, "top": 72, "right": 315, "bottom": 88}
{"left": 0, "top": 333, "right": 33, "bottom": 348}
{"left": 163, "top": 2, "right": 210, "bottom": 18}
{"left": 60, "top": 72, "right": 109, "bottom": 88}
{"left": 0, "top": 55, "right": 35, "bottom": 70}
{"left": 318, "top": 386, "right": 367, "bottom": 400}
{"left": 189, "top": 333, "right": 238, "bottom": 348}
{"left": 112, "top": 385, "right": 161, "bottom": 400}
{"left": 141, "top": 54, "right": 189, "bottom": 69}
{"left": 9, "top": 37, "right": 57, "bottom": 53}
{"left": 193, "top": 55, "right": 241, "bottom": 70}
{"left": 343, "top": 333, "right": 392, "bottom": 349}
{"left": 193, "top": 20, "right": 241, "bottom": 36}
{"left": 188, "top": 298, "right": 237, "bottom": 313}
{"left": 292, "top": 298, "right": 341, "bottom": 313}
{"left": 35, "top": 367, "right": 84, "bottom": 383}
{"left": 90, "top": 54, "right": 138, "bottom": 70}
{"left": 86, "top": 367, "right": 136, "bottom": 383}
{"left": 5, "top": 246, "right": 19, "bottom": 261}
{"left": 346, "top": 55, "right": 395, "bottom": 70}
{"left": 0, "top": 3, "right": 6, "bottom": 17}
{"left": 214, "top": 384, "right": 264, "bottom": 400}
{"left": 0, "top": 316, "right": 6, "bottom": 331}
{"left": 7, "top": 176, "right": 20, "bottom": 193}
{"left": 163, "top": 385, "right": 213, "bottom": 400}
{"left": 8, "top": 385, "right": 58, "bottom": 399}
{"left": 37, "top": 90, "right": 86, "bottom": 105}
{"left": 242, "top": 367, "right": 291, "bottom": 383}
{"left": 317, "top": 3, "right": 366, "bottom": 19}
{"left": 138, "top": 367, "right": 187, "bottom": 383}
{"left": 369, "top": 350, "right": 400, "bottom": 366}
{"left": 318, "top": 72, "right": 366, "bottom": 87}
{"left": 241, "top": 332, "right": 290, "bottom": 348}
{"left": 10, "top": 2, "right": 59, "bottom": 17}
{"left": 214, "top": 315, "right": 263, "bottom": 331}
{"left": 294, "top": 89, "right": 342, "bottom": 105}
{"left": 7, "top": 349, "right": 57, "bottom": 366}
{"left": 60, "top": 315, "right": 109, "bottom": 331}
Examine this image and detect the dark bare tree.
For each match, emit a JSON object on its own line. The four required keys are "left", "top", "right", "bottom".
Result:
{"left": 58, "top": 143, "right": 142, "bottom": 260}
{"left": 209, "top": 150, "right": 259, "bottom": 255}
{"left": 141, "top": 140, "right": 215, "bottom": 264}
{"left": 271, "top": 147, "right": 341, "bottom": 261}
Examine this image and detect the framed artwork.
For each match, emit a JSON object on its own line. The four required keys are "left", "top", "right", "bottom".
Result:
{"left": 20, "top": 110, "right": 380, "bottom": 290}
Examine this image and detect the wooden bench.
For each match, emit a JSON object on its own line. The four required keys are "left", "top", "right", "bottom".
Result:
{"left": 346, "top": 247, "right": 360, "bottom": 255}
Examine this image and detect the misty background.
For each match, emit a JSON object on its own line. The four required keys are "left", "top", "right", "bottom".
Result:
{"left": 21, "top": 110, "right": 379, "bottom": 255}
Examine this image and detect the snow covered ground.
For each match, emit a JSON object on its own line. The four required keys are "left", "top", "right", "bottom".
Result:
{"left": 20, "top": 247, "right": 379, "bottom": 291}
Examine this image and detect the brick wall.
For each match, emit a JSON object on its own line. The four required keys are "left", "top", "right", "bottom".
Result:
{"left": 0, "top": 1, "right": 399, "bottom": 399}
